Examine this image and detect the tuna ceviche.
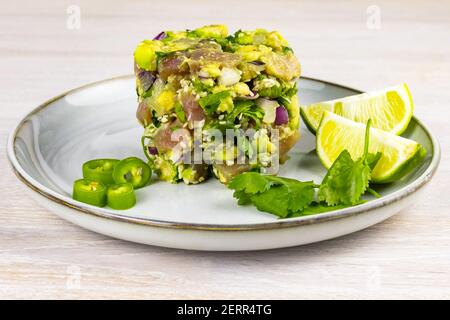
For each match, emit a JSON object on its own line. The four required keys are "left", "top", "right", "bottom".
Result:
{"left": 134, "top": 24, "right": 301, "bottom": 184}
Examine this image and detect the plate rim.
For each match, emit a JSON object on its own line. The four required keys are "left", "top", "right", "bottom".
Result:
{"left": 6, "top": 75, "right": 441, "bottom": 231}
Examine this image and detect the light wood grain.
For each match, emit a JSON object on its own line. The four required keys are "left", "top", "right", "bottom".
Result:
{"left": 1, "top": 0, "right": 449, "bottom": 299}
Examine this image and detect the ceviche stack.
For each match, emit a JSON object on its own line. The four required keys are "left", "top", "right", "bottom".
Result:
{"left": 134, "top": 24, "right": 301, "bottom": 184}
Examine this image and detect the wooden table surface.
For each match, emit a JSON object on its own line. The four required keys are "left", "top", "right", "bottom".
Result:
{"left": 1, "top": 0, "right": 449, "bottom": 299}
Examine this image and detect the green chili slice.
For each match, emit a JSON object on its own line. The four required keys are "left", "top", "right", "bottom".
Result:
{"left": 107, "top": 183, "right": 136, "bottom": 210}
{"left": 72, "top": 179, "right": 107, "bottom": 207}
{"left": 82, "top": 159, "right": 120, "bottom": 185}
{"left": 113, "top": 157, "right": 152, "bottom": 189}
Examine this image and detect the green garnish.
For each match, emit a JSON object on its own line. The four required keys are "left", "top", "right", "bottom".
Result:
{"left": 228, "top": 120, "right": 382, "bottom": 218}
{"left": 226, "top": 100, "right": 264, "bottom": 128}
{"left": 229, "top": 173, "right": 315, "bottom": 218}
{"left": 174, "top": 102, "right": 186, "bottom": 122}
{"left": 199, "top": 91, "right": 231, "bottom": 115}
{"left": 318, "top": 119, "right": 381, "bottom": 206}
{"left": 259, "top": 85, "right": 282, "bottom": 98}
{"left": 192, "top": 78, "right": 211, "bottom": 93}
{"left": 289, "top": 202, "right": 353, "bottom": 217}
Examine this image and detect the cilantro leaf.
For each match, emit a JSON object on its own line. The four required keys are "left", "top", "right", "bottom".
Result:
{"left": 318, "top": 119, "right": 381, "bottom": 206}
{"left": 285, "top": 180, "right": 315, "bottom": 212}
{"left": 228, "top": 173, "right": 315, "bottom": 218}
{"left": 228, "top": 172, "right": 274, "bottom": 194}
{"left": 287, "top": 202, "right": 356, "bottom": 217}
{"left": 232, "top": 190, "right": 253, "bottom": 205}
{"left": 192, "top": 78, "right": 211, "bottom": 93}
{"left": 318, "top": 150, "right": 371, "bottom": 206}
{"left": 250, "top": 185, "right": 291, "bottom": 217}
{"left": 199, "top": 91, "right": 231, "bottom": 115}
{"left": 228, "top": 120, "right": 384, "bottom": 218}
{"left": 226, "top": 100, "right": 254, "bottom": 122}
{"left": 366, "top": 151, "right": 382, "bottom": 170}
{"left": 174, "top": 101, "right": 186, "bottom": 123}
{"left": 259, "top": 85, "right": 282, "bottom": 98}
{"left": 226, "top": 100, "right": 264, "bottom": 128}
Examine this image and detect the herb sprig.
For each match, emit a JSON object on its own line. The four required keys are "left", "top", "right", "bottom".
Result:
{"left": 228, "top": 120, "right": 382, "bottom": 218}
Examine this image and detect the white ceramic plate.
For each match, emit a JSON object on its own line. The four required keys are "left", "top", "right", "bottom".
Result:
{"left": 7, "top": 76, "right": 440, "bottom": 251}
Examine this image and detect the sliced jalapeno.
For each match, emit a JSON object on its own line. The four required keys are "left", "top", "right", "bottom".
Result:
{"left": 82, "top": 159, "right": 120, "bottom": 185}
{"left": 113, "top": 157, "right": 151, "bottom": 189}
{"left": 72, "top": 179, "right": 107, "bottom": 207}
{"left": 107, "top": 183, "right": 136, "bottom": 210}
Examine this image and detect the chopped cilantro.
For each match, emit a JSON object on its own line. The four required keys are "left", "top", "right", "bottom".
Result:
{"left": 199, "top": 91, "right": 231, "bottom": 115}
{"left": 174, "top": 102, "right": 186, "bottom": 123}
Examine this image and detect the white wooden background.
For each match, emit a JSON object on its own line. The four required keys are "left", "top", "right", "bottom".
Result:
{"left": 1, "top": 0, "right": 449, "bottom": 299}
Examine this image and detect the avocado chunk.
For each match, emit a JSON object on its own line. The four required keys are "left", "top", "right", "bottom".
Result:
{"left": 193, "top": 24, "right": 228, "bottom": 38}
{"left": 134, "top": 40, "right": 162, "bottom": 71}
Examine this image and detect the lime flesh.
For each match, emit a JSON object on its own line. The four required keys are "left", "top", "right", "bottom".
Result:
{"left": 316, "top": 112, "right": 426, "bottom": 183}
{"left": 301, "top": 83, "right": 414, "bottom": 135}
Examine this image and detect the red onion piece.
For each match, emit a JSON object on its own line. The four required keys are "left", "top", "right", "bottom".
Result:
{"left": 275, "top": 106, "right": 289, "bottom": 125}
{"left": 148, "top": 146, "right": 158, "bottom": 155}
{"left": 137, "top": 70, "right": 156, "bottom": 92}
{"left": 153, "top": 31, "right": 166, "bottom": 40}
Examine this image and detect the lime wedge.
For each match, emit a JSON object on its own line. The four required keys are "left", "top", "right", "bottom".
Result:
{"left": 301, "top": 83, "right": 414, "bottom": 135}
{"left": 316, "top": 111, "right": 426, "bottom": 183}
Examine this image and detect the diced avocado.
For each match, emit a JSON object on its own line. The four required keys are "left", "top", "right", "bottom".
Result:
{"left": 286, "top": 94, "right": 300, "bottom": 130}
{"left": 134, "top": 40, "right": 162, "bottom": 71}
{"left": 180, "top": 164, "right": 209, "bottom": 184}
{"left": 193, "top": 24, "right": 228, "bottom": 38}
{"left": 156, "top": 90, "right": 176, "bottom": 114}
{"left": 155, "top": 157, "right": 178, "bottom": 183}
{"left": 217, "top": 96, "right": 234, "bottom": 113}
{"left": 211, "top": 85, "right": 228, "bottom": 94}
{"left": 232, "top": 82, "right": 251, "bottom": 96}
{"left": 235, "top": 31, "right": 254, "bottom": 45}
{"left": 164, "top": 31, "right": 188, "bottom": 41}
{"left": 235, "top": 29, "right": 288, "bottom": 51}
{"left": 264, "top": 31, "right": 288, "bottom": 50}
{"left": 200, "top": 64, "right": 222, "bottom": 77}
{"left": 234, "top": 45, "right": 261, "bottom": 62}
{"left": 165, "top": 38, "right": 199, "bottom": 51}
{"left": 181, "top": 167, "right": 195, "bottom": 183}
{"left": 240, "top": 62, "right": 265, "bottom": 82}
